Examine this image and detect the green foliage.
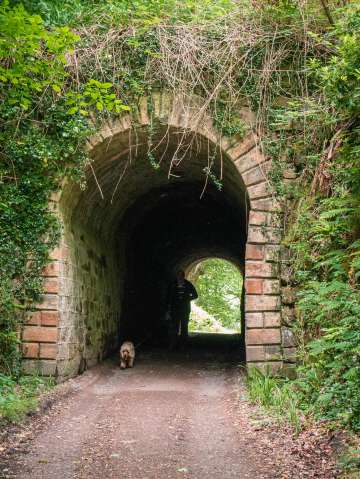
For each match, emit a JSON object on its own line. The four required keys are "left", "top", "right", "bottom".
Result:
{"left": 0, "top": 373, "right": 54, "bottom": 423}
{"left": 246, "top": 367, "right": 301, "bottom": 432}
{"left": 13, "top": 0, "right": 237, "bottom": 27}
{"left": 339, "top": 448, "right": 360, "bottom": 474}
{"left": 281, "top": 4, "right": 360, "bottom": 434}
{"left": 316, "top": 4, "right": 360, "bottom": 115}
{"left": 0, "top": 2, "right": 79, "bottom": 110}
{"left": 190, "top": 259, "right": 242, "bottom": 330}
{"left": 65, "top": 79, "right": 130, "bottom": 115}
{"left": 213, "top": 100, "right": 248, "bottom": 138}
{"left": 295, "top": 282, "right": 360, "bottom": 432}
{"left": 0, "top": 2, "right": 126, "bottom": 374}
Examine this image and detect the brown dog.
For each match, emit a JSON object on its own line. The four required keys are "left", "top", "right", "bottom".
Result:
{"left": 120, "top": 341, "right": 135, "bottom": 369}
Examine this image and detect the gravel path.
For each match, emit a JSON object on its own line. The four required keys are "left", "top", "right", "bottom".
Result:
{"left": 0, "top": 339, "right": 342, "bottom": 479}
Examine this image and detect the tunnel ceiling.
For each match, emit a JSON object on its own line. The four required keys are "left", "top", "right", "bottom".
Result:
{"left": 61, "top": 123, "right": 249, "bottom": 251}
{"left": 122, "top": 181, "right": 247, "bottom": 272}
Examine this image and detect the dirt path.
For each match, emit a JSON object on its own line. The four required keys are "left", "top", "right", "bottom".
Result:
{"left": 1, "top": 345, "right": 341, "bottom": 479}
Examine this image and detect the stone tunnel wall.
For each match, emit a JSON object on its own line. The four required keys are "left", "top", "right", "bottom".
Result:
{"left": 57, "top": 221, "right": 121, "bottom": 377}
{"left": 22, "top": 220, "right": 122, "bottom": 377}
{"left": 21, "top": 91, "right": 295, "bottom": 380}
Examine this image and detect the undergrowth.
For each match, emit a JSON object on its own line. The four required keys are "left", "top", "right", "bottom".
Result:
{"left": 246, "top": 367, "right": 302, "bottom": 433}
{"left": 0, "top": 374, "right": 54, "bottom": 423}
{"left": 338, "top": 448, "right": 360, "bottom": 476}
{"left": 246, "top": 367, "right": 360, "bottom": 475}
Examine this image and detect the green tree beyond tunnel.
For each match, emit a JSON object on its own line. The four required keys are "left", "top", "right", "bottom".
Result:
{"left": 188, "top": 259, "right": 242, "bottom": 334}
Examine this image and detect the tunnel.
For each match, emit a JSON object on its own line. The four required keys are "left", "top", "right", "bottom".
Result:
{"left": 56, "top": 100, "right": 257, "bottom": 377}
{"left": 20, "top": 94, "right": 285, "bottom": 379}
{"left": 121, "top": 181, "right": 247, "bottom": 343}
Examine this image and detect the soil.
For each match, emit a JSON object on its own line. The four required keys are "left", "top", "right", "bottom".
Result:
{"left": 0, "top": 335, "right": 344, "bottom": 479}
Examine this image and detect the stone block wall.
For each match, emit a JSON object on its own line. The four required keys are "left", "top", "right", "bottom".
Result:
{"left": 225, "top": 143, "right": 284, "bottom": 372}
{"left": 55, "top": 221, "right": 121, "bottom": 379}
{"left": 22, "top": 204, "right": 122, "bottom": 380}
{"left": 244, "top": 219, "right": 283, "bottom": 370}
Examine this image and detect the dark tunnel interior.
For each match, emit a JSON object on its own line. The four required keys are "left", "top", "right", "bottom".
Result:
{"left": 60, "top": 124, "right": 249, "bottom": 367}
{"left": 119, "top": 181, "right": 247, "bottom": 348}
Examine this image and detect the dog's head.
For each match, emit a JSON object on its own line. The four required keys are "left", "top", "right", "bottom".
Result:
{"left": 121, "top": 348, "right": 130, "bottom": 360}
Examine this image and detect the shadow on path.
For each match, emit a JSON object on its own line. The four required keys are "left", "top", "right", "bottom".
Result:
{"left": 135, "top": 332, "right": 244, "bottom": 364}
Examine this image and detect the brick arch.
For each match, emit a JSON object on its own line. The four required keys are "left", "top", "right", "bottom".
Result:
{"left": 22, "top": 91, "right": 290, "bottom": 379}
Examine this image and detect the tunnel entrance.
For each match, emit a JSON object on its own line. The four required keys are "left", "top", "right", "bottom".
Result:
{"left": 60, "top": 116, "right": 248, "bottom": 375}
{"left": 22, "top": 93, "right": 284, "bottom": 379}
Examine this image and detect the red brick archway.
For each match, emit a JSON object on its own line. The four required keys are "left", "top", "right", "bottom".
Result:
{"left": 21, "top": 92, "right": 294, "bottom": 380}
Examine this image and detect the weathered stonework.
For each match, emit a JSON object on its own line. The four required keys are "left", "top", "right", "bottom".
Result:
{"left": 21, "top": 91, "right": 293, "bottom": 379}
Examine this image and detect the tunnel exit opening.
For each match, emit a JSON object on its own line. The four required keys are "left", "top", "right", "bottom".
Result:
{"left": 187, "top": 258, "right": 243, "bottom": 336}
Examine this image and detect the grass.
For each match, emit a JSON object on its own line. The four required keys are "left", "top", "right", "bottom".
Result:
{"left": 0, "top": 374, "right": 54, "bottom": 424}
{"left": 246, "top": 366, "right": 302, "bottom": 433}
